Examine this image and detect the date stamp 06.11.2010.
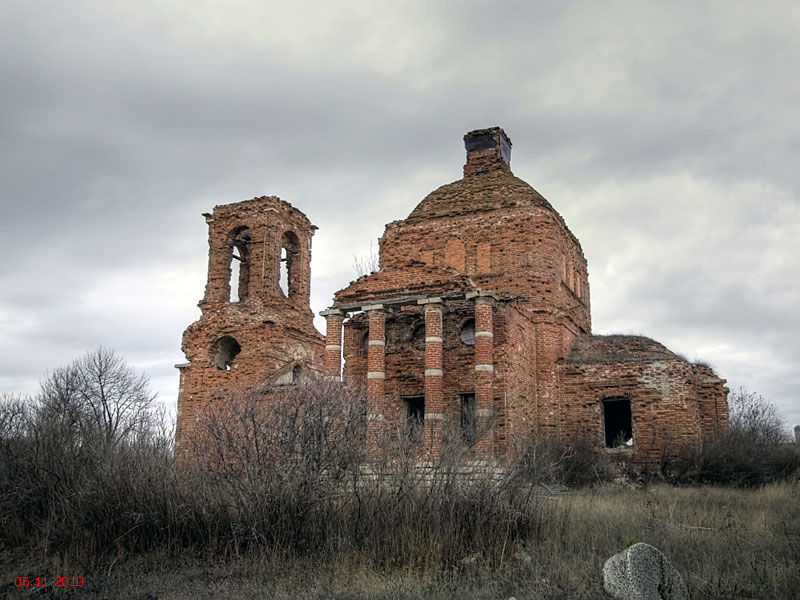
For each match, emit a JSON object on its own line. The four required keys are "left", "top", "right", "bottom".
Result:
{"left": 14, "top": 576, "right": 83, "bottom": 588}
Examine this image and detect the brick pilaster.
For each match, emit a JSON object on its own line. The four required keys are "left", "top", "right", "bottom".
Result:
{"left": 365, "top": 305, "right": 386, "bottom": 449}
{"left": 473, "top": 295, "right": 495, "bottom": 457}
{"left": 421, "top": 298, "right": 444, "bottom": 458}
{"left": 321, "top": 308, "right": 344, "bottom": 380}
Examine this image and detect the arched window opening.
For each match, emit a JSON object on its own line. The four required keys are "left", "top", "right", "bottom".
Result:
{"left": 279, "top": 246, "right": 289, "bottom": 296}
{"left": 292, "top": 364, "right": 302, "bottom": 382}
{"left": 230, "top": 252, "right": 241, "bottom": 299}
{"left": 460, "top": 318, "right": 476, "bottom": 346}
{"left": 280, "top": 231, "right": 300, "bottom": 298}
{"left": 228, "top": 228, "right": 251, "bottom": 302}
{"left": 212, "top": 336, "right": 241, "bottom": 371}
{"left": 403, "top": 395, "right": 425, "bottom": 444}
{"left": 603, "top": 397, "right": 633, "bottom": 448}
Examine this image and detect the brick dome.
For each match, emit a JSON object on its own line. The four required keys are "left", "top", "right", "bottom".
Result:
{"left": 406, "top": 172, "right": 555, "bottom": 221}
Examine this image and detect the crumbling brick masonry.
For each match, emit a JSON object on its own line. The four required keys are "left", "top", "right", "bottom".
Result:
{"left": 175, "top": 197, "right": 323, "bottom": 453}
{"left": 175, "top": 127, "right": 729, "bottom": 463}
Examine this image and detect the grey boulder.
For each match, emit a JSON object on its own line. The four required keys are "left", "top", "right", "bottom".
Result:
{"left": 602, "top": 542, "right": 688, "bottom": 600}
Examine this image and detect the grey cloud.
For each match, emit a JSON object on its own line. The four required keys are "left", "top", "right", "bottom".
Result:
{"left": 1, "top": 0, "right": 798, "bottom": 431}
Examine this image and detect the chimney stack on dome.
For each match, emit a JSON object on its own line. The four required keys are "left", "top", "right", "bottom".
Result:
{"left": 463, "top": 127, "right": 512, "bottom": 177}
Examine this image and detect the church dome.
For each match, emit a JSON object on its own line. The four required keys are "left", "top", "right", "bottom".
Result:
{"left": 406, "top": 171, "right": 555, "bottom": 221}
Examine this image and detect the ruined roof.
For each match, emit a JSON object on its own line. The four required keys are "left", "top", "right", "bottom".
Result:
{"left": 334, "top": 261, "right": 476, "bottom": 306}
{"left": 406, "top": 172, "right": 555, "bottom": 221}
{"left": 567, "top": 335, "right": 680, "bottom": 364}
{"left": 211, "top": 195, "right": 315, "bottom": 228}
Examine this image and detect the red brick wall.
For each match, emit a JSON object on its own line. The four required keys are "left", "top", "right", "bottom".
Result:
{"left": 556, "top": 358, "right": 729, "bottom": 464}
{"left": 493, "top": 303, "right": 537, "bottom": 454}
{"left": 377, "top": 207, "right": 590, "bottom": 335}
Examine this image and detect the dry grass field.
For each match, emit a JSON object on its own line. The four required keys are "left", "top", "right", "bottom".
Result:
{"left": 2, "top": 361, "right": 799, "bottom": 599}
{"left": 3, "top": 482, "right": 798, "bottom": 599}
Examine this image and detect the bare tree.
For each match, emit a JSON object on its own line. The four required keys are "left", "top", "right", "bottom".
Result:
{"left": 663, "top": 388, "right": 799, "bottom": 485}
{"left": 0, "top": 393, "right": 31, "bottom": 440}
{"left": 728, "top": 388, "right": 789, "bottom": 445}
{"left": 37, "top": 347, "right": 157, "bottom": 445}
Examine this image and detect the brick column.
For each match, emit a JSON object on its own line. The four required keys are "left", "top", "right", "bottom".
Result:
{"left": 364, "top": 305, "right": 386, "bottom": 449}
{"left": 420, "top": 298, "right": 444, "bottom": 458}
{"left": 320, "top": 308, "right": 344, "bottom": 380}
{"left": 472, "top": 294, "right": 495, "bottom": 458}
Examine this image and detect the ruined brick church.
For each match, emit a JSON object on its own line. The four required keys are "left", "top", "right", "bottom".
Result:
{"left": 175, "top": 127, "right": 729, "bottom": 464}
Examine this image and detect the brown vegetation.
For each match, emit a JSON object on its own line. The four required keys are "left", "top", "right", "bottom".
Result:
{"left": 1, "top": 353, "right": 798, "bottom": 598}
{"left": 662, "top": 389, "right": 800, "bottom": 486}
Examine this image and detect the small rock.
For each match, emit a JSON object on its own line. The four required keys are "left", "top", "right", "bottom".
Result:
{"left": 602, "top": 542, "right": 688, "bottom": 600}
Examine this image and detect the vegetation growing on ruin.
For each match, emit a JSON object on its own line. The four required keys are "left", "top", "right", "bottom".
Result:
{"left": 1, "top": 350, "right": 798, "bottom": 599}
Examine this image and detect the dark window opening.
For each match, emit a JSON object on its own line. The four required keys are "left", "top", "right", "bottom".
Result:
{"left": 212, "top": 336, "right": 241, "bottom": 371}
{"left": 292, "top": 364, "right": 302, "bottom": 382}
{"left": 460, "top": 393, "right": 476, "bottom": 446}
{"left": 460, "top": 318, "right": 476, "bottom": 346}
{"left": 280, "top": 231, "right": 300, "bottom": 298}
{"left": 403, "top": 396, "right": 425, "bottom": 444}
{"left": 412, "top": 324, "right": 425, "bottom": 351}
{"left": 603, "top": 397, "right": 633, "bottom": 448}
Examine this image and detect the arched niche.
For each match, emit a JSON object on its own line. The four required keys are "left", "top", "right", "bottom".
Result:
{"left": 279, "top": 230, "right": 300, "bottom": 297}
{"left": 211, "top": 335, "right": 241, "bottom": 370}
{"left": 227, "top": 227, "right": 251, "bottom": 302}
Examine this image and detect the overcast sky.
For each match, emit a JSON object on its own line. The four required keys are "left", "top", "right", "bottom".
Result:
{"left": 2, "top": 0, "right": 798, "bottom": 430}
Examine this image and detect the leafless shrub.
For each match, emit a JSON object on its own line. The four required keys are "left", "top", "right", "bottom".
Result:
{"left": 187, "top": 377, "right": 549, "bottom": 565}
{"left": 664, "top": 389, "right": 800, "bottom": 486}
{"left": 728, "top": 388, "right": 789, "bottom": 445}
{"left": 188, "top": 377, "right": 367, "bottom": 554}
{"left": 508, "top": 431, "right": 612, "bottom": 487}
{"left": 353, "top": 239, "right": 380, "bottom": 278}
{"left": 0, "top": 366, "right": 594, "bottom": 568}
{"left": 0, "top": 351, "right": 179, "bottom": 559}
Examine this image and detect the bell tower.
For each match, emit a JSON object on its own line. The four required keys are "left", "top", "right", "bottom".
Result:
{"left": 175, "top": 196, "right": 324, "bottom": 455}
